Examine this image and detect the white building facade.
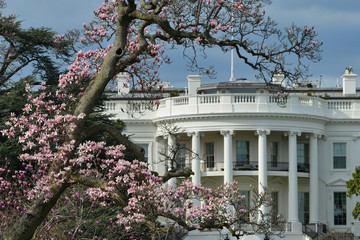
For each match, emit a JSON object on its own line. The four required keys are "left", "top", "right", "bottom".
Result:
{"left": 104, "top": 68, "right": 360, "bottom": 240}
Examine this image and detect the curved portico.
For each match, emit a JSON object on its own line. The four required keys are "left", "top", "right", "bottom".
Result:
{"left": 153, "top": 112, "right": 324, "bottom": 233}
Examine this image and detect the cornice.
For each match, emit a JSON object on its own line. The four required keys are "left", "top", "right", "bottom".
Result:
{"left": 123, "top": 119, "right": 154, "bottom": 126}
{"left": 327, "top": 119, "right": 360, "bottom": 124}
{"left": 152, "top": 112, "right": 329, "bottom": 124}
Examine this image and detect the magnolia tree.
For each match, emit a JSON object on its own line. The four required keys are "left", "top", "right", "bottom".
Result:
{"left": 1, "top": 0, "right": 321, "bottom": 239}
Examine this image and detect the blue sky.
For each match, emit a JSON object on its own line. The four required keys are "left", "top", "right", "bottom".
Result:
{"left": 4, "top": 0, "right": 360, "bottom": 87}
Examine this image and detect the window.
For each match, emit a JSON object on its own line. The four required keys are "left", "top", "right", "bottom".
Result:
{"left": 271, "top": 142, "right": 278, "bottom": 168}
{"left": 139, "top": 144, "right": 149, "bottom": 162}
{"left": 236, "top": 141, "right": 249, "bottom": 166}
{"left": 271, "top": 192, "right": 279, "bottom": 223}
{"left": 205, "top": 142, "right": 215, "bottom": 168}
{"left": 298, "top": 192, "right": 309, "bottom": 224}
{"left": 297, "top": 143, "right": 309, "bottom": 164}
{"left": 333, "top": 143, "right": 346, "bottom": 169}
{"left": 239, "top": 190, "right": 250, "bottom": 219}
{"left": 297, "top": 143, "right": 309, "bottom": 172}
{"left": 204, "top": 90, "right": 217, "bottom": 94}
{"left": 334, "top": 192, "right": 347, "bottom": 225}
{"left": 229, "top": 89, "right": 256, "bottom": 93}
{"left": 176, "top": 144, "right": 186, "bottom": 169}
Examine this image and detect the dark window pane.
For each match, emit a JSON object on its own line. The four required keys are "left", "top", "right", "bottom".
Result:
{"left": 236, "top": 141, "right": 249, "bottom": 166}
{"left": 139, "top": 144, "right": 148, "bottom": 162}
{"left": 206, "top": 142, "right": 214, "bottom": 168}
{"left": 334, "top": 192, "right": 346, "bottom": 225}
{"left": 333, "top": 143, "right": 346, "bottom": 169}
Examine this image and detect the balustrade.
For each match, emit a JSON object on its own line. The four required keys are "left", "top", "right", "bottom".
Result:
{"left": 199, "top": 160, "right": 309, "bottom": 173}
{"left": 153, "top": 93, "right": 357, "bottom": 119}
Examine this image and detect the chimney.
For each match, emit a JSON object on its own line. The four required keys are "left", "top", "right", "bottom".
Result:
{"left": 187, "top": 75, "right": 202, "bottom": 95}
{"left": 117, "top": 72, "right": 130, "bottom": 94}
{"left": 272, "top": 73, "right": 285, "bottom": 87}
{"left": 342, "top": 66, "right": 357, "bottom": 96}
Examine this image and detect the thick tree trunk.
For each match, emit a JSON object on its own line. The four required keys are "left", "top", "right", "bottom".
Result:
{"left": 4, "top": 184, "right": 68, "bottom": 240}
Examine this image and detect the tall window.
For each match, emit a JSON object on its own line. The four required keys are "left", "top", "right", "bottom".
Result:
{"left": 297, "top": 143, "right": 309, "bottom": 172}
{"left": 334, "top": 192, "right": 347, "bottom": 225}
{"left": 271, "top": 192, "right": 279, "bottom": 223}
{"left": 176, "top": 144, "right": 186, "bottom": 169}
{"left": 298, "top": 192, "right": 309, "bottom": 224}
{"left": 271, "top": 142, "right": 278, "bottom": 168}
{"left": 333, "top": 143, "right": 346, "bottom": 169}
{"left": 297, "top": 143, "right": 309, "bottom": 164}
{"left": 236, "top": 141, "right": 249, "bottom": 166}
{"left": 139, "top": 144, "right": 148, "bottom": 162}
{"left": 205, "top": 142, "right": 215, "bottom": 168}
{"left": 239, "top": 190, "right": 250, "bottom": 220}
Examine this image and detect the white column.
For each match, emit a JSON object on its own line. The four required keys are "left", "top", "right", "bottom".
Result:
{"left": 167, "top": 134, "right": 176, "bottom": 188}
{"left": 221, "top": 130, "right": 234, "bottom": 184}
{"left": 309, "top": 133, "right": 319, "bottom": 223}
{"left": 148, "top": 141, "right": 153, "bottom": 171}
{"left": 154, "top": 136, "right": 166, "bottom": 175}
{"left": 287, "top": 131, "right": 301, "bottom": 232}
{"left": 188, "top": 132, "right": 201, "bottom": 186}
{"left": 257, "top": 130, "right": 270, "bottom": 216}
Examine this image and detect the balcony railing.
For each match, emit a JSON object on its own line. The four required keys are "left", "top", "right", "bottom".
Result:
{"left": 156, "top": 93, "right": 359, "bottom": 120}
{"left": 199, "top": 160, "right": 310, "bottom": 173}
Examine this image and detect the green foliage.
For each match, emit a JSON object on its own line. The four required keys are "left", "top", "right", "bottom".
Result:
{"left": 0, "top": 10, "right": 76, "bottom": 87}
{"left": 347, "top": 166, "right": 360, "bottom": 219}
{"left": 170, "top": 90, "right": 179, "bottom": 97}
{"left": 0, "top": 76, "right": 36, "bottom": 169}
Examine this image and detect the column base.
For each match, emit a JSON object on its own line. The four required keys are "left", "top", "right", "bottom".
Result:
{"left": 167, "top": 177, "right": 176, "bottom": 189}
{"left": 185, "top": 230, "right": 236, "bottom": 240}
{"left": 287, "top": 221, "right": 302, "bottom": 234}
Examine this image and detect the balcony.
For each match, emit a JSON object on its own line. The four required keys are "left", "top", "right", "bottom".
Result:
{"left": 156, "top": 93, "right": 360, "bottom": 120}
{"left": 197, "top": 160, "right": 310, "bottom": 173}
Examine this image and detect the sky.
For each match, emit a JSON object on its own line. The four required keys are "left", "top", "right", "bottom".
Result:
{"left": 3, "top": 0, "right": 360, "bottom": 88}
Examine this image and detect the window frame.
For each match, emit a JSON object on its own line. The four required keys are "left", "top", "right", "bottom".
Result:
{"left": 298, "top": 192, "right": 310, "bottom": 225}
{"left": 139, "top": 143, "right": 149, "bottom": 162}
{"left": 175, "top": 144, "right": 187, "bottom": 169}
{"left": 333, "top": 142, "right": 347, "bottom": 169}
{"left": 239, "top": 190, "right": 251, "bottom": 220}
{"left": 235, "top": 140, "right": 250, "bottom": 166}
{"left": 333, "top": 192, "right": 347, "bottom": 226}
{"left": 270, "top": 142, "right": 278, "bottom": 168}
{"left": 205, "top": 142, "right": 215, "bottom": 168}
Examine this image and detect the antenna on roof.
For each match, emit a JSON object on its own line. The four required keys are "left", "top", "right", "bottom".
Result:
{"left": 319, "top": 75, "right": 322, "bottom": 87}
{"left": 336, "top": 78, "right": 340, "bottom": 88}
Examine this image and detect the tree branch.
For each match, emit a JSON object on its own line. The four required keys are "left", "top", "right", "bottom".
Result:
{"left": 80, "top": 122, "right": 145, "bottom": 161}
{"left": 162, "top": 167, "right": 193, "bottom": 183}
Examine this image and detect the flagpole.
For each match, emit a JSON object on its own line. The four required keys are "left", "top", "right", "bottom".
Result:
{"left": 229, "top": 0, "right": 235, "bottom": 82}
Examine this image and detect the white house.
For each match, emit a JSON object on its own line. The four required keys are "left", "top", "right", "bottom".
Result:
{"left": 104, "top": 67, "right": 360, "bottom": 240}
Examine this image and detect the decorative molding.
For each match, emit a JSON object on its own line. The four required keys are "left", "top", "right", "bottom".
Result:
{"left": 284, "top": 131, "right": 301, "bottom": 137}
{"left": 326, "top": 178, "right": 347, "bottom": 186}
{"left": 153, "top": 112, "right": 329, "bottom": 124}
{"left": 255, "top": 129, "right": 270, "bottom": 136}
{"left": 187, "top": 131, "right": 200, "bottom": 137}
{"left": 220, "top": 130, "right": 234, "bottom": 136}
{"left": 352, "top": 135, "right": 360, "bottom": 141}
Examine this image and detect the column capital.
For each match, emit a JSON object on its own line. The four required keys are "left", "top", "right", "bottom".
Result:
{"left": 220, "top": 130, "right": 234, "bottom": 136}
{"left": 255, "top": 129, "right": 270, "bottom": 136}
{"left": 163, "top": 133, "right": 175, "bottom": 140}
{"left": 284, "top": 131, "right": 301, "bottom": 137}
{"left": 304, "top": 132, "right": 325, "bottom": 139}
{"left": 353, "top": 135, "right": 360, "bottom": 141}
{"left": 187, "top": 131, "right": 200, "bottom": 137}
